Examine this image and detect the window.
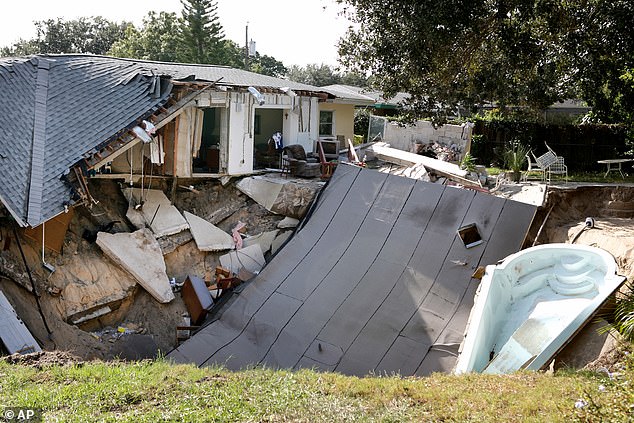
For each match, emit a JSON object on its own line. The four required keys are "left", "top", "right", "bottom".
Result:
{"left": 319, "top": 111, "right": 334, "bottom": 136}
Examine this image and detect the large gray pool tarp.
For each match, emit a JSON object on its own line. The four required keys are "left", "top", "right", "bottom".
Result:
{"left": 168, "top": 165, "right": 536, "bottom": 376}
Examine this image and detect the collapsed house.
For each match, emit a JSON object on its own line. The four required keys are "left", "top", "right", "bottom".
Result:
{"left": 0, "top": 54, "right": 333, "bottom": 231}
{"left": 0, "top": 54, "right": 333, "bottom": 348}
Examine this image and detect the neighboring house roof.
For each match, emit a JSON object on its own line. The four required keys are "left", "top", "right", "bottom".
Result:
{"left": 169, "top": 165, "right": 536, "bottom": 376}
{"left": 0, "top": 54, "right": 326, "bottom": 227}
{"left": 321, "top": 84, "right": 410, "bottom": 108}
{"left": 319, "top": 84, "right": 376, "bottom": 105}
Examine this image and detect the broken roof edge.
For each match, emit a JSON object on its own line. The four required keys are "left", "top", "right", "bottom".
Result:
{"left": 21, "top": 54, "right": 327, "bottom": 94}
{"left": 0, "top": 193, "right": 28, "bottom": 227}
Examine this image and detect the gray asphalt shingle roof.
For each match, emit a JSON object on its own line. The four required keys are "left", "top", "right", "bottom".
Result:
{"left": 169, "top": 165, "right": 536, "bottom": 376}
{"left": 0, "top": 54, "right": 326, "bottom": 227}
{"left": 0, "top": 55, "right": 173, "bottom": 226}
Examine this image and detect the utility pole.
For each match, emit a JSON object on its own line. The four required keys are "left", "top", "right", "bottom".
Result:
{"left": 244, "top": 22, "right": 249, "bottom": 70}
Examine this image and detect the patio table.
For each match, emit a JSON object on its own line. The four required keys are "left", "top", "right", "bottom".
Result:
{"left": 597, "top": 158, "right": 633, "bottom": 178}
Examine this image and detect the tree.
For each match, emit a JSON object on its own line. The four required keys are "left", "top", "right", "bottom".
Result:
{"left": 287, "top": 63, "right": 367, "bottom": 87}
{"left": 249, "top": 53, "right": 287, "bottom": 78}
{"left": 1, "top": 17, "right": 130, "bottom": 56}
{"left": 109, "top": 12, "right": 183, "bottom": 62}
{"left": 180, "top": 0, "right": 225, "bottom": 64}
{"left": 337, "top": 0, "right": 634, "bottom": 124}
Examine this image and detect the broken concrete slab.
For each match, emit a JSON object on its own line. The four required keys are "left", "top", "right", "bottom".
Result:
{"left": 124, "top": 188, "right": 189, "bottom": 237}
{"left": 271, "top": 231, "right": 292, "bottom": 255}
{"left": 236, "top": 176, "right": 284, "bottom": 211}
{"left": 277, "top": 217, "right": 299, "bottom": 229}
{"left": 96, "top": 228, "right": 175, "bottom": 303}
{"left": 219, "top": 244, "right": 265, "bottom": 275}
{"left": 184, "top": 211, "right": 234, "bottom": 251}
{"left": 61, "top": 260, "right": 137, "bottom": 324}
{"left": 242, "top": 230, "right": 279, "bottom": 255}
{"left": 157, "top": 230, "right": 194, "bottom": 255}
{"left": 491, "top": 182, "right": 547, "bottom": 207}
{"left": 0, "top": 290, "right": 41, "bottom": 354}
{"left": 377, "top": 162, "right": 430, "bottom": 181}
{"left": 236, "top": 175, "right": 320, "bottom": 219}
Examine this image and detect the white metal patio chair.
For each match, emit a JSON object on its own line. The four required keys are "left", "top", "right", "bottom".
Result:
{"left": 522, "top": 150, "right": 546, "bottom": 182}
{"left": 543, "top": 142, "right": 568, "bottom": 183}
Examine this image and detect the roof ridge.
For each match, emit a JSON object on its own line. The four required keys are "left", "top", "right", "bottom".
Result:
{"left": 27, "top": 57, "right": 50, "bottom": 225}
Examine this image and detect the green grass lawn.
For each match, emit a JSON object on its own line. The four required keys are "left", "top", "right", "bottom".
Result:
{"left": 1, "top": 355, "right": 633, "bottom": 422}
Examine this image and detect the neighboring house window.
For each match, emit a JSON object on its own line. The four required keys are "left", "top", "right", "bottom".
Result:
{"left": 319, "top": 111, "right": 334, "bottom": 136}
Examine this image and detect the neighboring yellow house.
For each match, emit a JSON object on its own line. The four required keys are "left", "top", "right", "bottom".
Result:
{"left": 318, "top": 85, "right": 375, "bottom": 148}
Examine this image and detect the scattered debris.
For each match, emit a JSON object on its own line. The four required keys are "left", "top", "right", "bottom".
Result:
{"left": 242, "top": 230, "right": 279, "bottom": 256}
{"left": 237, "top": 175, "right": 321, "bottom": 219}
{"left": 96, "top": 228, "right": 175, "bottom": 303}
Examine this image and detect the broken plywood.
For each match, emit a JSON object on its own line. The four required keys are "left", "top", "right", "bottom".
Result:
{"left": 219, "top": 244, "right": 265, "bottom": 275}
{"left": 184, "top": 211, "right": 234, "bottom": 251}
{"left": 169, "top": 165, "right": 536, "bottom": 376}
{"left": 96, "top": 228, "right": 175, "bottom": 303}
{"left": 0, "top": 290, "right": 41, "bottom": 354}
{"left": 124, "top": 188, "right": 189, "bottom": 237}
{"left": 368, "top": 142, "right": 483, "bottom": 188}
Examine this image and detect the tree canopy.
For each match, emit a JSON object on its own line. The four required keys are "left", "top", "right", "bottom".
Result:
{"left": 0, "top": 17, "right": 130, "bottom": 56}
{"left": 337, "top": 0, "right": 634, "bottom": 124}
{"left": 108, "top": 12, "right": 182, "bottom": 62}
{"left": 286, "top": 63, "right": 368, "bottom": 87}
{"left": 1, "top": 2, "right": 289, "bottom": 79}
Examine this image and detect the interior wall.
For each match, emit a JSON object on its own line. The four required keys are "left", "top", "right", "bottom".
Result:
{"left": 254, "top": 108, "right": 283, "bottom": 149}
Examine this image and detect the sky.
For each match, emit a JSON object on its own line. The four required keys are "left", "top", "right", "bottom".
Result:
{"left": 0, "top": 0, "right": 353, "bottom": 67}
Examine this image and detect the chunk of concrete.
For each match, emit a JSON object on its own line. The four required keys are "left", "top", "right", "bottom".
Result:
{"left": 277, "top": 217, "right": 299, "bottom": 229}
{"left": 236, "top": 176, "right": 284, "bottom": 210}
{"left": 242, "top": 230, "right": 279, "bottom": 255}
{"left": 124, "top": 188, "right": 189, "bottom": 237}
{"left": 271, "top": 231, "right": 293, "bottom": 255}
{"left": 96, "top": 228, "right": 175, "bottom": 303}
{"left": 219, "top": 244, "right": 265, "bottom": 275}
{"left": 184, "top": 211, "right": 235, "bottom": 251}
{"left": 270, "top": 183, "right": 319, "bottom": 219}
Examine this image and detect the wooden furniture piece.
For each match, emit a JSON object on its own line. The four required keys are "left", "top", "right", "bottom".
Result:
{"left": 181, "top": 275, "right": 214, "bottom": 325}
{"left": 318, "top": 140, "right": 337, "bottom": 180}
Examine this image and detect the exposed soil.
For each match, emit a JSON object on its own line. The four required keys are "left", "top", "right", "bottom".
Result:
{"left": 0, "top": 176, "right": 289, "bottom": 361}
